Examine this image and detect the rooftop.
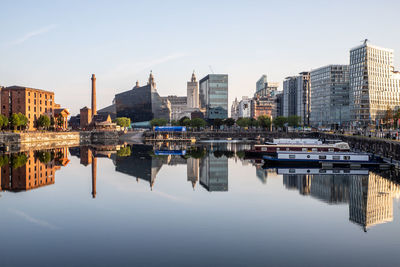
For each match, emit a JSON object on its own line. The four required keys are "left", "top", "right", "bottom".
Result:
{"left": 4, "top": 85, "right": 54, "bottom": 94}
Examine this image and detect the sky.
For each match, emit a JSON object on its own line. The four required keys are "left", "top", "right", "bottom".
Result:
{"left": 1, "top": 0, "right": 400, "bottom": 115}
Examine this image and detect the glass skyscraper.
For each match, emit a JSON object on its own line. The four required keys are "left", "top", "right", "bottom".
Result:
{"left": 199, "top": 74, "right": 228, "bottom": 120}
{"left": 310, "top": 65, "right": 350, "bottom": 128}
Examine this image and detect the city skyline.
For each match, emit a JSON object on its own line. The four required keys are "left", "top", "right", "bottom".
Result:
{"left": 1, "top": 0, "right": 400, "bottom": 115}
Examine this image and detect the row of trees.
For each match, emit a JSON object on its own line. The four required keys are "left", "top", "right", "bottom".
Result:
{"left": 114, "top": 117, "right": 131, "bottom": 128}
{"left": 149, "top": 115, "right": 301, "bottom": 130}
{"left": 0, "top": 113, "right": 65, "bottom": 131}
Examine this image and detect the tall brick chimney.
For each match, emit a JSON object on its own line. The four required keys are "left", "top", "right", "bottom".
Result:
{"left": 91, "top": 74, "right": 97, "bottom": 116}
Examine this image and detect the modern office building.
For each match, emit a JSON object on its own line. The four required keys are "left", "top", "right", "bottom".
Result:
{"left": 283, "top": 72, "right": 310, "bottom": 125}
{"left": 310, "top": 65, "right": 350, "bottom": 128}
{"left": 256, "top": 75, "right": 268, "bottom": 96}
{"left": 199, "top": 74, "right": 228, "bottom": 120}
{"left": 275, "top": 92, "right": 284, "bottom": 117}
{"left": 350, "top": 42, "right": 400, "bottom": 126}
{"left": 187, "top": 72, "right": 199, "bottom": 109}
{"left": 115, "top": 72, "right": 171, "bottom": 123}
{"left": 199, "top": 150, "right": 228, "bottom": 192}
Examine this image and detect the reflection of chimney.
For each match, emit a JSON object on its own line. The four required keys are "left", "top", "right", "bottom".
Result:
{"left": 91, "top": 155, "right": 97, "bottom": 198}
{"left": 91, "top": 74, "right": 97, "bottom": 116}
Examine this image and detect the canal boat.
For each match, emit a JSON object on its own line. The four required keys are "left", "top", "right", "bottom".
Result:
{"left": 263, "top": 151, "right": 378, "bottom": 168}
{"left": 275, "top": 168, "right": 369, "bottom": 175}
{"left": 245, "top": 138, "right": 350, "bottom": 158}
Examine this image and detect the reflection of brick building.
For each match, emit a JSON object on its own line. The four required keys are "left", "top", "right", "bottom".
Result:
{"left": 1, "top": 86, "right": 55, "bottom": 130}
{"left": 0, "top": 151, "right": 60, "bottom": 192}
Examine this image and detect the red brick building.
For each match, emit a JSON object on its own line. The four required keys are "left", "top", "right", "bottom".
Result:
{"left": 1, "top": 86, "right": 63, "bottom": 130}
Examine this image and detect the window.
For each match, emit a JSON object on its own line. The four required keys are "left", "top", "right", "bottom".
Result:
{"left": 344, "top": 156, "right": 350, "bottom": 160}
{"left": 289, "top": 155, "right": 296, "bottom": 159}
{"left": 333, "top": 156, "right": 340, "bottom": 160}
{"left": 319, "top": 155, "right": 327, "bottom": 160}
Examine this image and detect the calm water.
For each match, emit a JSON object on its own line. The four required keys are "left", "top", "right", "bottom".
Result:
{"left": 0, "top": 143, "right": 399, "bottom": 267}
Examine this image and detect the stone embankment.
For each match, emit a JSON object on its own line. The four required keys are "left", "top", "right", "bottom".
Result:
{"left": 0, "top": 131, "right": 120, "bottom": 152}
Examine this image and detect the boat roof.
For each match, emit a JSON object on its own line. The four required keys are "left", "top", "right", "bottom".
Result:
{"left": 277, "top": 151, "right": 369, "bottom": 156}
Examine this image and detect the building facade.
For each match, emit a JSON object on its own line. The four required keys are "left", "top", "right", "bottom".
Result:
{"left": 187, "top": 72, "right": 199, "bottom": 109}
{"left": 275, "top": 92, "right": 284, "bottom": 117}
{"left": 283, "top": 72, "right": 310, "bottom": 125}
{"left": 310, "top": 65, "right": 350, "bottom": 128}
{"left": 163, "top": 95, "right": 187, "bottom": 121}
{"left": 231, "top": 98, "right": 239, "bottom": 120}
{"left": 238, "top": 96, "right": 252, "bottom": 118}
{"left": 1, "top": 86, "right": 55, "bottom": 130}
{"left": 256, "top": 75, "right": 268, "bottom": 96}
{"left": 350, "top": 42, "right": 400, "bottom": 126}
{"left": 199, "top": 74, "right": 228, "bottom": 120}
{"left": 115, "top": 72, "right": 171, "bottom": 123}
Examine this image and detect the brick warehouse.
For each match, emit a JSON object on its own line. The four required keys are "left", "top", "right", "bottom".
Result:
{"left": 1, "top": 86, "right": 66, "bottom": 130}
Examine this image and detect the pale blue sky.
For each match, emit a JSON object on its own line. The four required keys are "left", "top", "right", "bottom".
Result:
{"left": 1, "top": 0, "right": 399, "bottom": 115}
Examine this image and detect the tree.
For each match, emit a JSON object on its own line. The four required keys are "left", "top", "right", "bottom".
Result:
{"left": 236, "top": 118, "right": 251, "bottom": 128}
{"left": 10, "top": 113, "right": 20, "bottom": 130}
{"left": 37, "top": 114, "right": 51, "bottom": 130}
{"left": 223, "top": 118, "right": 235, "bottom": 127}
{"left": 115, "top": 117, "right": 131, "bottom": 128}
{"left": 170, "top": 120, "right": 179, "bottom": 126}
{"left": 11, "top": 153, "right": 28, "bottom": 169}
{"left": 35, "top": 151, "right": 53, "bottom": 164}
{"left": 250, "top": 118, "right": 259, "bottom": 127}
{"left": 179, "top": 116, "right": 190, "bottom": 126}
{"left": 287, "top": 115, "right": 301, "bottom": 127}
{"left": 0, "top": 114, "right": 8, "bottom": 129}
{"left": 273, "top": 116, "right": 287, "bottom": 129}
{"left": 18, "top": 113, "right": 28, "bottom": 130}
{"left": 213, "top": 119, "right": 224, "bottom": 128}
{"left": 117, "top": 146, "right": 131, "bottom": 157}
{"left": 0, "top": 155, "right": 9, "bottom": 167}
{"left": 181, "top": 118, "right": 191, "bottom": 127}
{"left": 190, "top": 118, "right": 206, "bottom": 130}
{"left": 150, "top": 118, "right": 168, "bottom": 127}
{"left": 384, "top": 107, "right": 394, "bottom": 128}
{"left": 257, "top": 115, "right": 272, "bottom": 129}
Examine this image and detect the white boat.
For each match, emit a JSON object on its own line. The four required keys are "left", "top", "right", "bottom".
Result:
{"left": 265, "top": 151, "right": 370, "bottom": 162}
{"left": 276, "top": 168, "right": 369, "bottom": 175}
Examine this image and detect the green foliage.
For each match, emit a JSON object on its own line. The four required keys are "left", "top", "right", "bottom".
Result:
{"left": 0, "top": 114, "right": 9, "bottom": 129}
{"left": 35, "top": 151, "right": 54, "bottom": 164}
{"left": 115, "top": 117, "right": 131, "bottom": 128}
{"left": 257, "top": 115, "right": 272, "bottom": 129}
{"left": 50, "top": 116, "right": 55, "bottom": 126}
{"left": 37, "top": 114, "right": 51, "bottom": 129}
{"left": 117, "top": 146, "right": 132, "bottom": 157}
{"left": 273, "top": 116, "right": 288, "bottom": 128}
{"left": 187, "top": 147, "right": 206, "bottom": 159}
{"left": 11, "top": 153, "right": 28, "bottom": 169}
{"left": 170, "top": 120, "right": 179, "bottom": 126}
{"left": 0, "top": 155, "right": 9, "bottom": 167}
{"left": 150, "top": 118, "right": 168, "bottom": 127}
{"left": 190, "top": 118, "right": 206, "bottom": 129}
{"left": 236, "top": 151, "right": 245, "bottom": 159}
{"left": 213, "top": 119, "right": 224, "bottom": 128}
{"left": 178, "top": 116, "right": 190, "bottom": 126}
{"left": 213, "top": 150, "right": 224, "bottom": 158}
{"left": 287, "top": 115, "right": 301, "bottom": 127}
{"left": 223, "top": 118, "right": 235, "bottom": 127}
{"left": 236, "top": 118, "right": 251, "bottom": 128}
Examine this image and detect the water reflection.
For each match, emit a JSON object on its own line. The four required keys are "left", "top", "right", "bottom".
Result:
{"left": 1, "top": 143, "right": 399, "bottom": 233}
{"left": 0, "top": 147, "right": 69, "bottom": 192}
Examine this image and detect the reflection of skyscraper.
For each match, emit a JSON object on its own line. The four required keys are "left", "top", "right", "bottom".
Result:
{"left": 310, "top": 175, "right": 349, "bottom": 203}
{"left": 283, "top": 175, "right": 312, "bottom": 195}
{"left": 349, "top": 173, "right": 400, "bottom": 231}
{"left": 199, "top": 152, "right": 228, "bottom": 192}
{"left": 187, "top": 157, "right": 199, "bottom": 189}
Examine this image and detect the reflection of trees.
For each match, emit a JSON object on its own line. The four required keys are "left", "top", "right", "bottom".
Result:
{"left": 0, "top": 155, "right": 9, "bottom": 167}
{"left": 236, "top": 151, "right": 245, "bottom": 159}
{"left": 11, "top": 153, "right": 28, "bottom": 169}
{"left": 117, "top": 146, "right": 131, "bottom": 157}
{"left": 186, "top": 147, "right": 206, "bottom": 159}
{"left": 34, "top": 151, "right": 54, "bottom": 164}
